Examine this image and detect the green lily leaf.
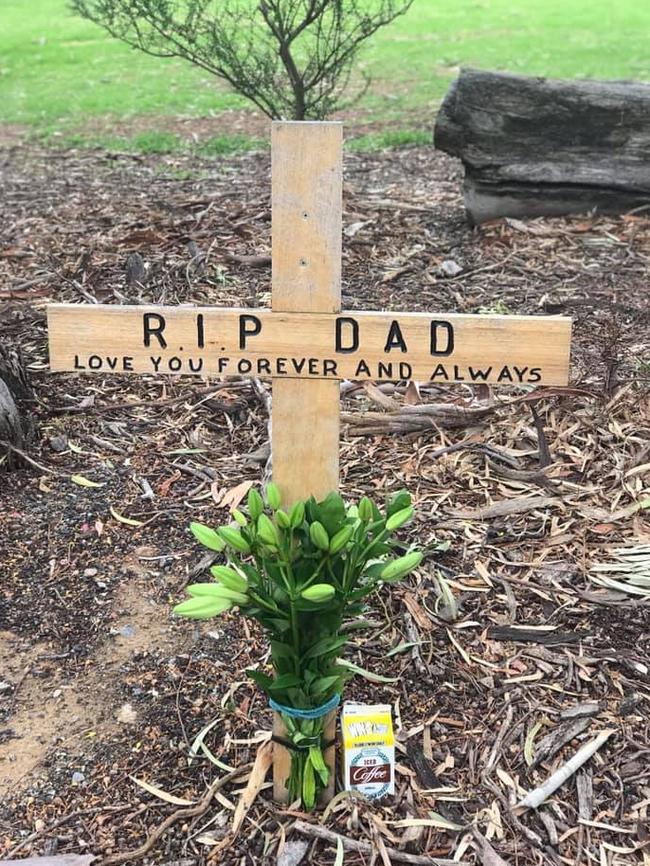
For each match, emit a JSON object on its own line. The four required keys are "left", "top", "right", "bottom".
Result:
{"left": 337, "top": 658, "right": 399, "bottom": 683}
{"left": 362, "top": 562, "right": 386, "bottom": 580}
{"left": 302, "top": 757, "right": 316, "bottom": 809}
{"left": 269, "top": 673, "right": 304, "bottom": 692}
{"left": 310, "top": 674, "right": 341, "bottom": 696}
{"left": 270, "top": 640, "right": 296, "bottom": 661}
{"left": 267, "top": 617, "right": 291, "bottom": 632}
{"left": 303, "top": 635, "right": 348, "bottom": 660}
{"left": 246, "top": 669, "right": 274, "bottom": 691}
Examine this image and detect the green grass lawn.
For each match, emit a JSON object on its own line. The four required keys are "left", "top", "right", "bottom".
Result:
{"left": 2, "top": 0, "right": 650, "bottom": 150}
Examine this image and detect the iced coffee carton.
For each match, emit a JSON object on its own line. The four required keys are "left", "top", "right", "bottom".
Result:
{"left": 342, "top": 702, "right": 395, "bottom": 798}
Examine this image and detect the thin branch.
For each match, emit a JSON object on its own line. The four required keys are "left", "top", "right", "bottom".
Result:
{"left": 97, "top": 764, "right": 251, "bottom": 866}
{"left": 514, "top": 730, "right": 615, "bottom": 812}
{"left": 72, "top": 0, "right": 414, "bottom": 119}
{"left": 293, "top": 819, "right": 468, "bottom": 866}
{"left": 0, "top": 440, "right": 58, "bottom": 475}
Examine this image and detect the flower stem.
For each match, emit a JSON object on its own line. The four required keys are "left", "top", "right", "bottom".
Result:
{"left": 290, "top": 597, "right": 301, "bottom": 675}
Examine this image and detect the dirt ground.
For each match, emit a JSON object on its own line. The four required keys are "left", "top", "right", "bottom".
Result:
{"left": 1, "top": 131, "right": 649, "bottom": 866}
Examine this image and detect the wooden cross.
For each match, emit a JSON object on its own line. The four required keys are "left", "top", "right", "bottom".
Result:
{"left": 47, "top": 121, "right": 572, "bottom": 802}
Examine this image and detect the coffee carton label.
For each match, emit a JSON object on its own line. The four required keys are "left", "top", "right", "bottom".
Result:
{"left": 342, "top": 703, "right": 395, "bottom": 798}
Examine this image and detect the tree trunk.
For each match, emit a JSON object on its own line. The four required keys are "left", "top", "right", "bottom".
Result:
{"left": 434, "top": 68, "right": 650, "bottom": 224}
{"left": 0, "top": 345, "right": 32, "bottom": 466}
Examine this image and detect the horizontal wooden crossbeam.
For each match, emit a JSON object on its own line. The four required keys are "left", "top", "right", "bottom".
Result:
{"left": 47, "top": 304, "right": 571, "bottom": 386}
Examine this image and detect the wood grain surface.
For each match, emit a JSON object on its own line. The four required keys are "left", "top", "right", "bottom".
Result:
{"left": 47, "top": 304, "right": 572, "bottom": 386}
{"left": 269, "top": 121, "right": 341, "bottom": 803}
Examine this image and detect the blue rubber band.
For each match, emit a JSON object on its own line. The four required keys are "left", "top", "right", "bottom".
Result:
{"left": 269, "top": 692, "right": 341, "bottom": 720}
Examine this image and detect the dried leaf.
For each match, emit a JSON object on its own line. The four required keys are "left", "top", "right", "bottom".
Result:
{"left": 590, "top": 545, "right": 650, "bottom": 597}
{"left": 524, "top": 721, "right": 543, "bottom": 766}
{"left": 334, "top": 836, "right": 344, "bottom": 866}
{"left": 118, "top": 228, "right": 166, "bottom": 245}
{"left": 195, "top": 832, "right": 222, "bottom": 846}
{"left": 496, "top": 768, "right": 519, "bottom": 791}
{"left": 434, "top": 571, "right": 459, "bottom": 622}
{"left": 402, "top": 593, "right": 434, "bottom": 631}
{"left": 129, "top": 775, "right": 195, "bottom": 806}
{"left": 231, "top": 739, "right": 273, "bottom": 835}
{"left": 200, "top": 741, "right": 235, "bottom": 772}
{"left": 163, "top": 448, "right": 206, "bottom": 455}
{"left": 189, "top": 717, "right": 219, "bottom": 764}
{"left": 214, "top": 790, "right": 236, "bottom": 811}
{"left": 446, "top": 629, "right": 472, "bottom": 665}
{"left": 591, "top": 523, "right": 616, "bottom": 535}
{"left": 214, "top": 479, "right": 254, "bottom": 511}
{"left": 70, "top": 475, "right": 105, "bottom": 488}
{"left": 579, "top": 496, "right": 650, "bottom": 522}
{"left": 159, "top": 469, "right": 182, "bottom": 497}
{"left": 385, "top": 641, "right": 420, "bottom": 657}
{"left": 110, "top": 506, "right": 144, "bottom": 527}
{"left": 403, "top": 381, "right": 422, "bottom": 405}
{"left": 344, "top": 220, "right": 370, "bottom": 238}
{"left": 392, "top": 813, "right": 465, "bottom": 831}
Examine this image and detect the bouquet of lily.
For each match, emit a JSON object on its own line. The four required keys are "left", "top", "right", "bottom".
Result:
{"left": 174, "top": 485, "right": 422, "bottom": 808}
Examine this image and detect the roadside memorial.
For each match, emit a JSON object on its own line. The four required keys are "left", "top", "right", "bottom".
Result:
{"left": 47, "top": 121, "right": 573, "bottom": 805}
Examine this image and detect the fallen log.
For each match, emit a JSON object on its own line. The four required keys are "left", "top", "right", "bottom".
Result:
{"left": 434, "top": 68, "right": 650, "bottom": 223}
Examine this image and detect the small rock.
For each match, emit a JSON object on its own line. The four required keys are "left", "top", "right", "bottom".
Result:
{"left": 71, "top": 771, "right": 85, "bottom": 785}
{"left": 117, "top": 703, "right": 138, "bottom": 725}
{"left": 42, "top": 838, "right": 59, "bottom": 856}
{"left": 620, "top": 692, "right": 642, "bottom": 717}
{"left": 49, "top": 435, "right": 68, "bottom": 453}
{"left": 277, "top": 840, "right": 310, "bottom": 866}
{"left": 119, "top": 624, "right": 135, "bottom": 638}
{"left": 83, "top": 567, "right": 98, "bottom": 577}
{"left": 438, "top": 259, "right": 463, "bottom": 277}
{"left": 52, "top": 689, "right": 62, "bottom": 699}
{"left": 125, "top": 252, "right": 147, "bottom": 287}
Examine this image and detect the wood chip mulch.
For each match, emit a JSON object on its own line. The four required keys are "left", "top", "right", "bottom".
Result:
{"left": 1, "top": 141, "right": 649, "bottom": 866}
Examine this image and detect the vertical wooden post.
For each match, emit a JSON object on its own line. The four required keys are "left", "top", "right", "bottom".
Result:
{"left": 271, "top": 121, "right": 342, "bottom": 504}
{"left": 271, "top": 121, "right": 342, "bottom": 803}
